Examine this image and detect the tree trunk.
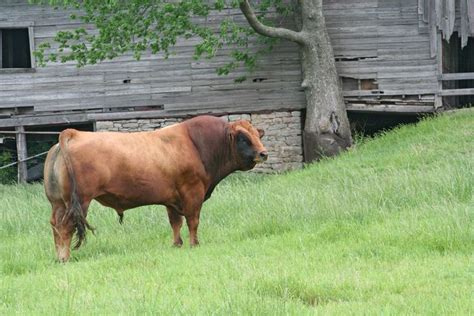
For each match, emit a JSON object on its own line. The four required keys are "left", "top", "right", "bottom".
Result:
{"left": 300, "top": 0, "right": 352, "bottom": 161}
{"left": 240, "top": 0, "right": 352, "bottom": 162}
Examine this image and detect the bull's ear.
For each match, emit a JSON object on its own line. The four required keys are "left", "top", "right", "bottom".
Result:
{"left": 257, "top": 128, "right": 265, "bottom": 138}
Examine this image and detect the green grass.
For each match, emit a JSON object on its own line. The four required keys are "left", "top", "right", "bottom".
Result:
{"left": 1, "top": 109, "right": 473, "bottom": 315}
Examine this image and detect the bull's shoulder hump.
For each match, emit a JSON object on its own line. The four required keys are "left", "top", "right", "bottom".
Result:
{"left": 186, "top": 115, "right": 227, "bottom": 126}
{"left": 183, "top": 116, "right": 228, "bottom": 135}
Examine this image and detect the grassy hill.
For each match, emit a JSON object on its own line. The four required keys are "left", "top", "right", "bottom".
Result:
{"left": 1, "top": 109, "right": 472, "bottom": 314}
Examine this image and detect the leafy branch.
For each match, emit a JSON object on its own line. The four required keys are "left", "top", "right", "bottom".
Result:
{"left": 30, "top": 0, "right": 295, "bottom": 82}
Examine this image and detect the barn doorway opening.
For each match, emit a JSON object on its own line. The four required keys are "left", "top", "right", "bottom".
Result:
{"left": 441, "top": 32, "right": 474, "bottom": 108}
{"left": 0, "top": 28, "right": 31, "bottom": 68}
{"left": 348, "top": 112, "right": 425, "bottom": 137}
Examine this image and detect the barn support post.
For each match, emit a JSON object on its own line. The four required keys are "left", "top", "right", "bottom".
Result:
{"left": 15, "top": 126, "right": 28, "bottom": 183}
{"left": 435, "top": 32, "right": 443, "bottom": 109}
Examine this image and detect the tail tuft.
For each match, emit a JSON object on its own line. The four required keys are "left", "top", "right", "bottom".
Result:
{"left": 68, "top": 189, "right": 95, "bottom": 250}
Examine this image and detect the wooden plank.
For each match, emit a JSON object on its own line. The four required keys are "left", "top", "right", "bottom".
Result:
{"left": 28, "top": 25, "right": 36, "bottom": 68}
{"left": 87, "top": 104, "right": 305, "bottom": 122}
{"left": 377, "top": 71, "right": 436, "bottom": 79}
{"left": 435, "top": 0, "right": 442, "bottom": 27}
{"left": 439, "top": 88, "right": 474, "bottom": 96}
{"left": 0, "top": 68, "right": 36, "bottom": 74}
{"left": 444, "top": 0, "right": 456, "bottom": 41}
{"left": 429, "top": 0, "right": 438, "bottom": 58}
{"left": 343, "top": 90, "right": 437, "bottom": 97}
{"left": 0, "top": 30, "right": 2, "bottom": 68}
{"left": 441, "top": 72, "right": 474, "bottom": 80}
{"left": 346, "top": 104, "right": 435, "bottom": 113}
{"left": 418, "top": 0, "right": 424, "bottom": 16}
{"left": 89, "top": 110, "right": 183, "bottom": 121}
{"left": 0, "top": 21, "right": 34, "bottom": 28}
{"left": 435, "top": 32, "right": 443, "bottom": 109}
{"left": 346, "top": 95, "right": 435, "bottom": 103}
{"left": 468, "top": 0, "right": 474, "bottom": 34}
{"left": 423, "top": 0, "right": 429, "bottom": 23}
{"left": 15, "top": 126, "right": 27, "bottom": 183}
{"left": 460, "top": 0, "right": 469, "bottom": 48}
{"left": 0, "top": 113, "right": 90, "bottom": 128}
{"left": 378, "top": 82, "right": 438, "bottom": 92}
{"left": 323, "top": 1, "right": 378, "bottom": 10}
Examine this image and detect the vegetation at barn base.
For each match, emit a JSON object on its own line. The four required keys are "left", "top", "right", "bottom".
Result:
{"left": 0, "top": 152, "right": 16, "bottom": 184}
{"left": 0, "top": 109, "right": 472, "bottom": 314}
{"left": 0, "top": 136, "right": 57, "bottom": 184}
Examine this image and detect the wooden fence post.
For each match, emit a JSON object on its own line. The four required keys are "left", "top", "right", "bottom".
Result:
{"left": 15, "top": 126, "right": 28, "bottom": 183}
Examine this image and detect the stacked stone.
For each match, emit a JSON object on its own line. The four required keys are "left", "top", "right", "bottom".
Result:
{"left": 95, "top": 118, "right": 182, "bottom": 132}
{"left": 94, "top": 111, "right": 304, "bottom": 172}
{"left": 250, "top": 111, "right": 303, "bottom": 172}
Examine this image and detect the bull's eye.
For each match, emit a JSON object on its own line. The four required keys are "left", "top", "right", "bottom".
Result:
{"left": 236, "top": 132, "right": 255, "bottom": 163}
{"left": 237, "top": 132, "right": 250, "bottom": 145}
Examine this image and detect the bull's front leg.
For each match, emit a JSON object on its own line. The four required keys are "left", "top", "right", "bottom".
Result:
{"left": 185, "top": 212, "right": 201, "bottom": 247}
{"left": 180, "top": 182, "right": 205, "bottom": 247}
{"left": 166, "top": 206, "right": 183, "bottom": 247}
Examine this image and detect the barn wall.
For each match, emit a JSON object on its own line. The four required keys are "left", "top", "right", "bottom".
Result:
{"left": 0, "top": 1, "right": 305, "bottom": 125}
{"left": 0, "top": 0, "right": 447, "bottom": 125}
{"left": 325, "top": 0, "right": 438, "bottom": 112}
{"left": 0, "top": 0, "right": 445, "bottom": 125}
{"left": 2, "top": 0, "right": 461, "bottom": 174}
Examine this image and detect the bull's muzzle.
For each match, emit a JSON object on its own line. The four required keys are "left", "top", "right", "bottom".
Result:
{"left": 255, "top": 151, "right": 268, "bottom": 163}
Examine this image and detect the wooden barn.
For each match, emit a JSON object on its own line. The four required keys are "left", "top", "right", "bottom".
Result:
{"left": 0, "top": 0, "right": 473, "bottom": 180}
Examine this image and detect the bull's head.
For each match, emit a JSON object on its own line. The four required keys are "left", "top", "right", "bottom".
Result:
{"left": 229, "top": 120, "right": 268, "bottom": 170}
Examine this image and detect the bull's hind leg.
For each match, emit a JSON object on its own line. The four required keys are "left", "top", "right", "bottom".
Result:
{"left": 167, "top": 207, "right": 183, "bottom": 247}
{"left": 50, "top": 202, "right": 74, "bottom": 262}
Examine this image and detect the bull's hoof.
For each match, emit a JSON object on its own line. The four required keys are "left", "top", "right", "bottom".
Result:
{"left": 172, "top": 238, "right": 183, "bottom": 248}
{"left": 57, "top": 247, "right": 70, "bottom": 263}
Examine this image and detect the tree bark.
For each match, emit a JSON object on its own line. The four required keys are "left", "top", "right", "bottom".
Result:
{"left": 240, "top": 0, "right": 352, "bottom": 161}
{"left": 299, "top": 0, "right": 352, "bottom": 160}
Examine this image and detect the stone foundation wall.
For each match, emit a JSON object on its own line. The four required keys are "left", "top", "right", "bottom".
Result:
{"left": 95, "top": 111, "right": 304, "bottom": 172}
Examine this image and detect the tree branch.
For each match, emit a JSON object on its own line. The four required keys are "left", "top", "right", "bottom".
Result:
{"left": 239, "top": 0, "right": 306, "bottom": 45}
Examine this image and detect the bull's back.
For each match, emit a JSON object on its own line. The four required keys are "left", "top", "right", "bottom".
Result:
{"left": 60, "top": 126, "right": 206, "bottom": 206}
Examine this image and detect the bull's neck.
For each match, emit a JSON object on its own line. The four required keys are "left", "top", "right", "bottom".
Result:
{"left": 202, "top": 146, "right": 239, "bottom": 201}
{"left": 185, "top": 119, "right": 240, "bottom": 193}
{"left": 206, "top": 135, "right": 239, "bottom": 185}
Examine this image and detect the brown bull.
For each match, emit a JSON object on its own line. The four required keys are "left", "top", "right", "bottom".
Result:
{"left": 44, "top": 115, "right": 267, "bottom": 262}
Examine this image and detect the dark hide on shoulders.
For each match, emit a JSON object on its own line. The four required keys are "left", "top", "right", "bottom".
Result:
{"left": 184, "top": 116, "right": 236, "bottom": 199}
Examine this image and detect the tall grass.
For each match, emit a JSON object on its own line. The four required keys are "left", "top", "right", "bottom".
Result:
{"left": 1, "top": 109, "right": 473, "bottom": 314}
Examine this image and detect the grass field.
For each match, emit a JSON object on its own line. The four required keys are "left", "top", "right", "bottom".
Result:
{"left": 1, "top": 109, "right": 473, "bottom": 315}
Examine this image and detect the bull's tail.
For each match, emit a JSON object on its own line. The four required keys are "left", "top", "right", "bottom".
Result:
{"left": 59, "top": 129, "right": 94, "bottom": 249}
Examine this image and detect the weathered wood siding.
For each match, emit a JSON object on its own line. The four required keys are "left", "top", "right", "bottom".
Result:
{"left": 325, "top": 0, "right": 439, "bottom": 111}
{"left": 419, "top": 0, "right": 474, "bottom": 49}
{"left": 0, "top": 1, "right": 305, "bottom": 127}
{"left": 2, "top": 0, "right": 472, "bottom": 127}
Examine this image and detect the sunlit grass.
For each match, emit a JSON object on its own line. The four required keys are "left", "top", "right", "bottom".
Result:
{"left": 1, "top": 109, "right": 473, "bottom": 314}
